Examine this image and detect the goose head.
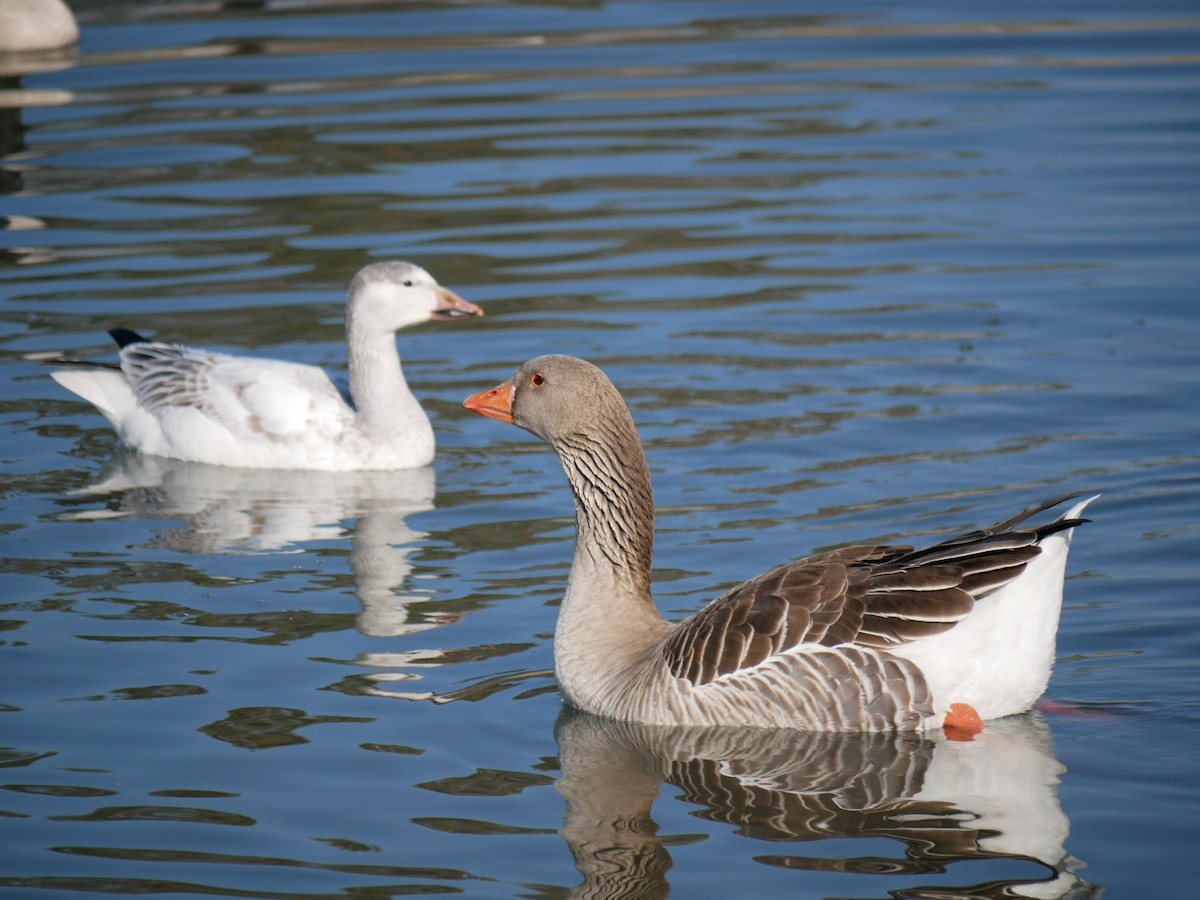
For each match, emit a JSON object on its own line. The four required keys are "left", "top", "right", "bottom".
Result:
{"left": 347, "top": 261, "right": 482, "bottom": 336}
{"left": 463, "top": 355, "right": 633, "bottom": 448}
{"left": 464, "top": 354, "right": 657, "bottom": 593}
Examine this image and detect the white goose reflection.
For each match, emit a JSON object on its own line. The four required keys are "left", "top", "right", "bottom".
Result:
{"left": 61, "top": 452, "right": 453, "bottom": 642}
{"left": 555, "top": 709, "right": 1096, "bottom": 899}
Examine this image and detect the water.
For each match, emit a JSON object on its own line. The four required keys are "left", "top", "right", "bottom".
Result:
{"left": 2, "top": 2, "right": 1198, "bottom": 897}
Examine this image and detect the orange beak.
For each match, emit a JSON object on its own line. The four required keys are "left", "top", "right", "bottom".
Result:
{"left": 431, "top": 286, "right": 484, "bottom": 321}
{"left": 463, "top": 377, "right": 514, "bottom": 423}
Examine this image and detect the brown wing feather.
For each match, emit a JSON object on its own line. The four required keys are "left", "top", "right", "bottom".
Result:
{"left": 663, "top": 494, "right": 1089, "bottom": 685}
{"left": 663, "top": 545, "right": 893, "bottom": 683}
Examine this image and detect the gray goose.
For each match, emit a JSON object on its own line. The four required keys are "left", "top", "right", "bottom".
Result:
{"left": 464, "top": 354, "right": 1095, "bottom": 733}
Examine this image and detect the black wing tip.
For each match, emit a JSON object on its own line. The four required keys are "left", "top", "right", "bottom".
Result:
{"left": 993, "top": 492, "right": 1079, "bottom": 527}
{"left": 108, "top": 327, "right": 150, "bottom": 348}
{"left": 41, "top": 327, "right": 150, "bottom": 367}
{"left": 1035, "top": 515, "right": 1091, "bottom": 540}
{"left": 887, "top": 495, "right": 1095, "bottom": 568}
{"left": 985, "top": 491, "right": 1102, "bottom": 535}
{"left": 43, "top": 357, "right": 121, "bottom": 370}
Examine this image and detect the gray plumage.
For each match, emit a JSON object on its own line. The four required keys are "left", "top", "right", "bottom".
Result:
{"left": 466, "top": 354, "right": 1093, "bottom": 732}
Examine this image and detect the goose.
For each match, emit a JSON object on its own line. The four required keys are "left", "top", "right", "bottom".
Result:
{"left": 51, "top": 261, "right": 482, "bottom": 471}
{"left": 0, "top": 0, "right": 78, "bottom": 53}
{"left": 464, "top": 354, "right": 1096, "bottom": 733}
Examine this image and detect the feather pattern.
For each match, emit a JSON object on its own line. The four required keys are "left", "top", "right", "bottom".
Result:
{"left": 464, "top": 355, "right": 1096, "bottom": 732}
{"left": 120, "top": 342, "right": 221, "bottom": 415}
{"left": 49, "top": 261, "right": 482, "bottom": 470}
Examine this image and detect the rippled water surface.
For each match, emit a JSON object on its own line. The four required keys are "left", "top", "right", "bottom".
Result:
{"left": 3, "top": 2, "right": 1198, "bottom": 897}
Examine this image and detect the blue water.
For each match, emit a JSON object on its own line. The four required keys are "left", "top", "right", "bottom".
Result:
{"left": 2, "top": 2, "right": 1198, "bottom": 897}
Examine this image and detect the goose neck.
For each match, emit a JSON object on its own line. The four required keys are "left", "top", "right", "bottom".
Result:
{"left": 555, "top": 427, "right": 656, "bottom": 600}
{"left": 346, "top": 330, "right": 421, "bottom": 434}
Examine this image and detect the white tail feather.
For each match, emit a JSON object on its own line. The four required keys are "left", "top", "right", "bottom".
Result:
{"left": 50, "top": 368, "right": 136, "bottom": 427}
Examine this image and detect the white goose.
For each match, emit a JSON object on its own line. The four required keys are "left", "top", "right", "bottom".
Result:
{"left": 51, "top": 261, "right": 482, "bottom": 471}
{"left": 464, "top": 354, "right": 1096, "bottom": 733}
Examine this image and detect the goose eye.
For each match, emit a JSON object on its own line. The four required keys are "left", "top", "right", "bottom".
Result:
{"left": 402, "top": 280, "right": 413, "bottom": 287}
{"left": 531, "top": 372, "right": 546, "bottom": 386}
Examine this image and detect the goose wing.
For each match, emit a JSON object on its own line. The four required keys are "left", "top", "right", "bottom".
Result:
{"left": 119, "top": 341, "right": 352, "bottom": 440}
{"left": 663, "top": 494, "right": 1086, "bottom": 685}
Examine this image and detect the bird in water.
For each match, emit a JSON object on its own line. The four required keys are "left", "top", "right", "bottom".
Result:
{"left": 50, "top": 261, "right": 482, "bottom": 470}
{"left": 464, "top": 354, "right": 1095, "bottom": 733}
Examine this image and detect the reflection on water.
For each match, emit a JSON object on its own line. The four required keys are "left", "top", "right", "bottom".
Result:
{"left": 556, "top": 709, "right": 1094, "bottom": 899}
{"left": 60, "top": 452, "right": 430, "bottom": 555}
{"left": 0, "top": 12, "right": 76, "bottom": 210}
{"left": 57, "top": 451, "right": 461, "bottom": 678}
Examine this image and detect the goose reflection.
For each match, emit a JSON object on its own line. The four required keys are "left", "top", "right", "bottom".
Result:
{"left": 555, "top": 708, "right": 1095, "bottom": 899}
{"left": 60, "top": 451, "right": 455, "bottom": 644}
{"left": 1, "top": 0, "right": 76, "bottom": 230}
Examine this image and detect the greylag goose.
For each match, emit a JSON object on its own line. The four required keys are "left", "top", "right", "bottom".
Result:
{"left": 464, "top": 354, "right": 1095, "bottom": 733}
{"left": 50, "top": 261, "right": 482, "bottom": 470}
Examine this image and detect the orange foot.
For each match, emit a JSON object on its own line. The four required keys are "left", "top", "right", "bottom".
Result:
{"left": 943, "top": 702, "right": 984, "bottom": 741}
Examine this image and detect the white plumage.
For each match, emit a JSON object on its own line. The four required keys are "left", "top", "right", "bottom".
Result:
{"left": 50, "top": 261, "right": 482, "bottom": 471}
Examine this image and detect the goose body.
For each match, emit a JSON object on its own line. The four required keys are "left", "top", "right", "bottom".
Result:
{"left": 464, "top": 354, "right": 1095, "bottom": 733}
{"left": 51, "top": 261, "right": 482, "bottom": 471}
